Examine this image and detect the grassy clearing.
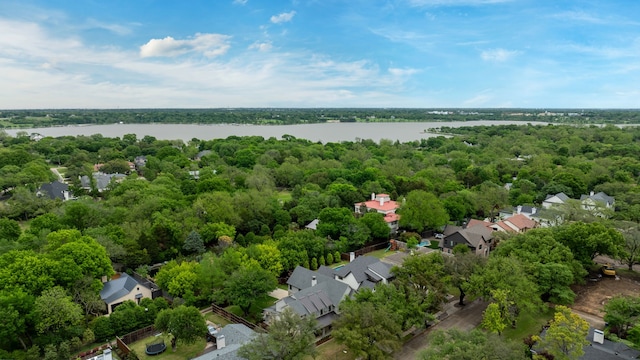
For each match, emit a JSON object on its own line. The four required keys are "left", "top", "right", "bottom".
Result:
{"left": 277, "top": 190, "right": 292, "bottom": 202}
{"left": 204, "top": 313, "right": 230, "bottom": 326}
{"left": 309, "top": 339, "right": 355, "bottom": 360}
{"left": 127, "top": 333, "right": 206, "bottom": 360}
{"left": 504, "top": 305, "right": 554, "bottom": 342}
{"left": 225, "top": 294, "right": 277, "bottom": 323}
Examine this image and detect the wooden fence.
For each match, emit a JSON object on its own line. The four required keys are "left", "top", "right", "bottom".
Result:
{"left": 210, "top": 303, "right": 265, "bottom": 332}
{"left": 120, "top": 325, "right": 157, "bottom": 345}
{"left": 115, "top": 336, "right": 131, "bottom": 357}
{"left": 340, "top": 241, "right": 389, "bottom": 261}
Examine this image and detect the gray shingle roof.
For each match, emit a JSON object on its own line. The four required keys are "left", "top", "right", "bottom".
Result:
{"left": 100, "top": 273, "right": 141, "bottom": 304}
{"left": 192, "top": 324, "right": 256, "bottom": 360}
{"left": 334, "top": 256, "right": 393, "bottom": 286}
{"left": 38, "top": 181, "right": 69, "bottom": 200}
{"left": 457, "top": 224, "right": 493, "bottom": 247}
{"left": 545, "top": 192, "right": 570, "bottom": 202}
{"left": 287, "top": 266, "right": 334, "bottom": 290}
{"left": 580, "top": 192, "right": 615, "bottom": 206}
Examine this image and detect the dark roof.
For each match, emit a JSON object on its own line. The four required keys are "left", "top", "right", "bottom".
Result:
{"left": 283, "top": 280, "right": 351, "bottom": 317}
{"left": 287, "top": 266, "right": 334, "bottom": 290}
{"left": 38, "top": 181, "right": 69, "bottom": 200}
{"left": 581, "top": 328, "right": 640, "bottom": 360}
{"left": 100, "top": 273, "right": 142, "bottom": 304}
{"left": 545, "top": 192, "right": 570, "bottom": 202}
{"left": 448, "top": 224, "right": 493, "bottom": 248}
{"left": 334, "top": 256, "right": 393, "bottom": 286}
{"left": 580, "top": 192, "right": 615, "bottom": 206}
{"left": 193, "top": 324, "right": 256, "bottom": 360}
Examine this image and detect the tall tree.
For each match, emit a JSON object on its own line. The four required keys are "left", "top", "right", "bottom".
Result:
{"left": 419, "top": 329, "right": 528, "bottom": 360}
{"left": 603, "top": 295, "right": 640, "bottom": 338}
{"left": 444, "top": 252, "right": 485, "bottom": 306}
{"left": 399, "top": 190, "right": 449, "bottom": 232}
{"left": 33, "top": 286, "right": 83, "bottom": 334}
{"left": 554, "top": 222, "right": 624, "bottom": 267}
{"left": 238, "top": 308, "right": 317, "bottom": 360}
{"left": 223, "top": 264, "right": 277, "bottom": 316}
{"left": 392, "top": 253, "right": 448, "bottom": 315}
{"left": 534, "top": 305, "right": 589, "bottom": 360}
{"left": 332, "top": 299, "right": 402, "bottom": 360}
{"left": 154, "top": 305, "right": 207, "bottom": 351}
{"left": 617, "top": 222, "right": 640, "bottom": 271}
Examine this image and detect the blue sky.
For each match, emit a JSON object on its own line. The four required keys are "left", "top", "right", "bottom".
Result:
{"left": 1, "top": 0, "right": 639, "bottom": 108}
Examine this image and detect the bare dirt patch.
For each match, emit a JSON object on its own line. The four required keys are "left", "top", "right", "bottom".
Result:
{"left": 571, "top": 275, "right": 640, "bottom": 318}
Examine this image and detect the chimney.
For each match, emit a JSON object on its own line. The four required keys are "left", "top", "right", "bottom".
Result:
{"left": 590, "top": 191, "right": 595, "bottom": 196}
{"left": 532, "top": 207, "right": 537, "bottom": 215}
{"left": 349, "top": 252, "right": 355, "bottom": 262}
{"left": 311, "top": 275, "right": 317, "bottom": 287}
{"left": 380, "top": 198, "right": 384, "bottom": 206}
{"left": 517, "top": 205, "right": 522, "bottom": 214}
{"left": 593, "top": 329, "right": 604, "bottom": 344}
{"left": 371, "top": 193, "right": 375, "bottom": 200}
{"left": 216, "top": 335, "right": 225, "bottom": 349}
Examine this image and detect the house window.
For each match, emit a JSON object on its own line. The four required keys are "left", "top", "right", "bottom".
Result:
{"left": 450, "top": 241, "right": 454, "bottom": 247}
{"left": 479, "top": 244, "right": 482, "bottom": 250}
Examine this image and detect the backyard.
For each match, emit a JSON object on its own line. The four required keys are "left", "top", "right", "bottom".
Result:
{"left": 127, "top": 333, "right": 206, "bottom": 360}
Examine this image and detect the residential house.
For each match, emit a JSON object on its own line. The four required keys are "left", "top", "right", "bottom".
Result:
{"left": 498, "top": 205, "right": 538, "bottom": 220}
{"left": 580, "top": 191, "right": 615, "bottom": 215}
{"left": 133, "top": 156, "right": 147, "bottom": 170}
{"left": 440, "top": 224, "right": 493, "bottom": 256}
{"left": 194, "top": 150, "right": 212, "bottom": 161}
{"left": 264, "top": 266, "right": 352, "bottom": 339}
{"left": 80, "top": 172, "right": 127, "bottom": 192}
{"left": 317, "top": 255, "right": 394, "bottom": 291}
{"left": 192, "top": 324, "right": 256, "bottom": 360}
{"left": 100, "top": 273, "right": 153, "bottom": 314}
{"left": 37, "top": 180, "right": 72, "bottom": 201}
{"left": 534, "top": 327, "right": 640, "bottom": 360}
{"left": 354, "top": 193, "right": 401, "bottom": 233}
{"left": 466, "top": 214, "right": 537, "bottom": 234}
{"left": 542, "top": 192, "right": 570, "bottom": 209}
{"left": 305, "top": 219, "right": 319, "bottom": 230}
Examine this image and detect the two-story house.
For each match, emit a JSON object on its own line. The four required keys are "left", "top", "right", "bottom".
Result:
{"left": 354, "top": 193, "right": 401, "bottom": 233}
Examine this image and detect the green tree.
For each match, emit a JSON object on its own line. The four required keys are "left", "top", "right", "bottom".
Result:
{"left": 534, "top": 305, "right": 589, "bottom": 360}
{"left": 358, "top": 212, "right": 390, "bottom": 240}
{"left": 223, "top": 264, "right": 277, "bottom": 316}
{"left": 419, "top": 329, "right": 528, "bottom": 360}
{"left": 399, "top": 190, "right": 449, "bottom": 232}
{"left": 603, "top": 295, "right": 640, "bottom": 338}
{"left": 33, "top": 286, "right": 83, "bottom": 334}
{"left": 482, "top": 303, "right": 507, "bottom": 335}
{"left": 554, "top": 222, "right": 624, "bottom": 267}
{"left": 0, "top": 217, "right": 21, "bottom": 242}
{"left": 154, "top": 305, "right": 207, "bottom": 351}
{"left": 183, "top": 230, "right": 205, "bottom": 255}
{"left": 333, "top": 299, "right": 402, "bottom": 360}
{"left": 155, "top": 261, "right": 201, "bottom": 300}
{"left": 392, "top": 253, "right": 448, "bottom": 315}
{"left": 238, "top": 308, "right": 317, "bottom": 360}
{"left": 444, "top": 252, "right": 485, "bottom": 306}
{"left": 618, "top": 222, "right": 640, "bottom": 271}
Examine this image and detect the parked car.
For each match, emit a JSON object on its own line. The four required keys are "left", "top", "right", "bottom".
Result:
{"left": 434, "top": 233, "right": 444, "bottom": 239}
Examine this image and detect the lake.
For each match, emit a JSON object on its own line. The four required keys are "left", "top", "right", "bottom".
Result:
{"left": 4, "top": 121, "right": 549, "bottom": 143}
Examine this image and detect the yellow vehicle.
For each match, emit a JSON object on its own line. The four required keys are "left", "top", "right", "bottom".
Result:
{"left": 601, "top": 263, "right": 616, "bottom": 276}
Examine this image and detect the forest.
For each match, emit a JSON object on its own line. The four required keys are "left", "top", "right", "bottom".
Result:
{"left": 1, "top": 122, "right": 640, "bottom": 360}
{"left": 2, "top": 108, "right": 640, "bottom": 128}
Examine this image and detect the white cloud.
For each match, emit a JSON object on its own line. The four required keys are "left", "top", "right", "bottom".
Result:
{"left": 270, "top": 11, "right": 296, "bottom": 24}
{"left": 480, "top": 48, "right": 519, "bottom": 62}
{"left": 85, "top": 18, "right": 134, "bottom": 35}
{"left": 139, "top": 33, "right": 231, "bottom": 58}
{"left": 249, "top": 41, "right": 273, "bottom": 52}
{"left": 233, "top": 0, "right": 248, "bottom": 4}
{"left": 388, "top": 67, "right": 420, "bottom": 76}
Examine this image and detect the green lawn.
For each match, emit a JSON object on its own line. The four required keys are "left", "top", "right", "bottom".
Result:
{"left": 225, "top": 294, "right": 277, "bottom": 323}
{"left": 127, "top": 333, "right": 206, "bottom": 360}
{"left": 309, "top": 339, "right": 355, "bottom": 360}
{"left": 204, "top": 313, "right": 230, "bottom": 327}
{"left": 503, "top": 305, "right": 554, "bottom": 341}
{"left": 277, "top": 190, "right": 292, "bottom": 202}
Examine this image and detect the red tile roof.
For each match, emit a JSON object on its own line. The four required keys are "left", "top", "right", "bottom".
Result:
{"left": 355, "top": 199, "right": 400, "bottom": 212}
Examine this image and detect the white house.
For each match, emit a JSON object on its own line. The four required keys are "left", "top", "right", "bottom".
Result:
{"left": 355, "top": 193, "right": 401, "bottom": 232}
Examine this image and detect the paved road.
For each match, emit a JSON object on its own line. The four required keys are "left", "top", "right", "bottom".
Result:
{"left": 394, "top": 299, "right": 488, "bottom": 360}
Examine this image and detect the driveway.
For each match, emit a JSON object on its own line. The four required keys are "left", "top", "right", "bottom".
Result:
{"left": 394, "top": 299, "right": 488, "bottom": 360}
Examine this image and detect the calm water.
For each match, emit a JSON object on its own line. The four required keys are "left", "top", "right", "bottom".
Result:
{"left": 5, "top": 121, "right": 549, "bottom": 143}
